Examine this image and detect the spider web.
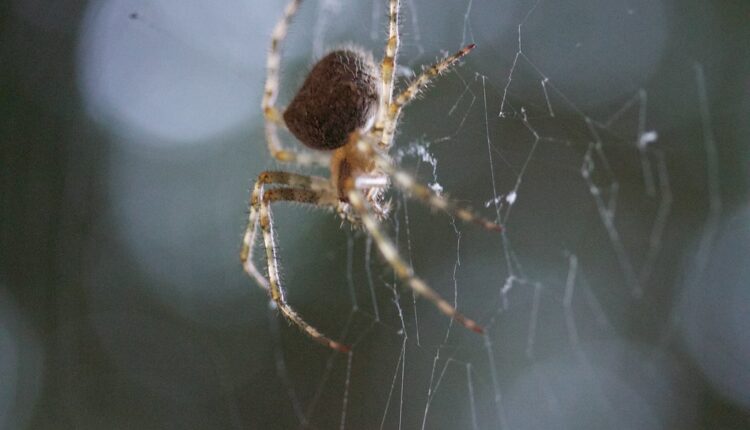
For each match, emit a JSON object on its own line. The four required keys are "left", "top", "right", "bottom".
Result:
{"left": 56, "top": 0, "right": 749, "bottom": 429}
{"left": 262, "top": 1, "right": 746, "bottom": 429}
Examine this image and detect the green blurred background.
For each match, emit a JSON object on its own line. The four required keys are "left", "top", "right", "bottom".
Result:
{"left": 1, "top": 0, "right": 749, "bottom": 429}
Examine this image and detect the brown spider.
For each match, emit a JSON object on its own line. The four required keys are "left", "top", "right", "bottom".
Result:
{"left": 240, "top": 0, "right": 502, "bottom": 353}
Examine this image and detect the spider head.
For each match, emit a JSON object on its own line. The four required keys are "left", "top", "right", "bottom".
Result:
{"left": 329, "top": 128, "right": 391, "bottom": 211}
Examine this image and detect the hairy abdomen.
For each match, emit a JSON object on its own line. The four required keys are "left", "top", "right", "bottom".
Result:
{"left": 283, "top": 49, "right": 381, "bottom": 150}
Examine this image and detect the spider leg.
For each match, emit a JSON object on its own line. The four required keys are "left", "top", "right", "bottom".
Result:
{"left": 347, "top": 189, "right": 485, "bottom": 335}
{"left": 257, "top": 186, "right": 350, "bottom": 352}
{"left": 379, "top": 44, "right": 476, "bottom": 149}
{"left": 374, "top": 0, "right": 401, "bottom": 134}
{"left": 263, "top": 0, "right": 330, "bottom": 167}
{"left": 241, "top": 171, "right": 330, "bottom": 290}
{"left": 390, "top": 169, "right": 503, "bottom": 232}
{"left": 354, "top": 138, "right": 503, "bottom": 232}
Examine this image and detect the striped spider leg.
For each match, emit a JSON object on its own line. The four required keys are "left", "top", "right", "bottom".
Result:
{"left": 262, "top": 0, "right": 330, "bottom": 168}
{"left": 240, "top": 171, "right": 350, "bottom": 352}
{"left": 378, "top": 43, "right": 477, "bottom": 149}
{"left": 347, "top": 188, "right": 488, "bottom": 335}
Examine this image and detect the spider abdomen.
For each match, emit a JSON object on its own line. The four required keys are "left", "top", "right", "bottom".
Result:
{"left": 283, "top": 49, "right": 381, "bottom": 150}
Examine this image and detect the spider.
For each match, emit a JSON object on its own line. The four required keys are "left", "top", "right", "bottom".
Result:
{"left": 240, "top": 0, "right": 502, "bottom": 353}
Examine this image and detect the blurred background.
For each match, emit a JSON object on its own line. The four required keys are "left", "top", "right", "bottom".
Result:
{"left": 1, "top": 0, "right": 749, "bottom": 428}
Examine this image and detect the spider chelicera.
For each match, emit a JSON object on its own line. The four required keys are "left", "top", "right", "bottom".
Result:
{"left": 240, "top": 0, "right": 502, "bottom": 352}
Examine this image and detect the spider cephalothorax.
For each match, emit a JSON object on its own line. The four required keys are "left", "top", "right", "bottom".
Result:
{"left": 241, "top": 0, "right": 501, "bottom": 353}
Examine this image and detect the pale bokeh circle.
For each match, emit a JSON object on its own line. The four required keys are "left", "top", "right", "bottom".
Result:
{"left": 77, "top": 0, "right": 273, "bottom": 145}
